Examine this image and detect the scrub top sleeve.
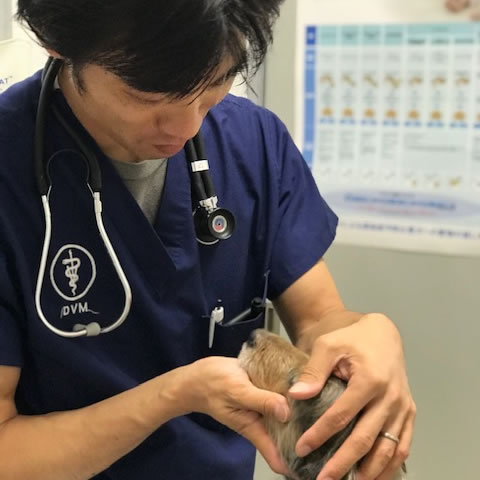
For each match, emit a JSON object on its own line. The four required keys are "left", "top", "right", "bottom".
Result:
{"left": 0, "top": 252, "right": 24, "bottom": 367}
{"left": 266, "top": 117, "right": 338, "bottom": 300}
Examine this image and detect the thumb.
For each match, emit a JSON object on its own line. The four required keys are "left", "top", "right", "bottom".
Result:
{"left": 288, "top": 367, "right": 327, "bottom": 400}
{"left": 242, "top": 386, "right": 290, "bottom": 423}
{"left": 289, "top": 340, "right": 343, "bottom": 400}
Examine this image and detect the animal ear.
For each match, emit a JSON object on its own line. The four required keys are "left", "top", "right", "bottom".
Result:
{"left": 287, "top": 368, "right": 300, "bottom": 388}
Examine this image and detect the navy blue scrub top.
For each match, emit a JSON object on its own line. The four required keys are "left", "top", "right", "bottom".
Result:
{"left": 0, "top": 72, "right": 338, "bottom": 480}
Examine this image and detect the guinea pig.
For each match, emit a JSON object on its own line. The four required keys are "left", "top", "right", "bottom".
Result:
{"left": 238, "top": 329, "right": 407, "bottom": 480}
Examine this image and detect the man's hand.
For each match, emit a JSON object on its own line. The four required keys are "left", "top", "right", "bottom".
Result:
{"left": 289, "top": 314, "right": 416, "bottom": 480}
{"left": 185, "top": 356, "right": 291, "bottom": 476}
{"left": 445, "top": 0, "right": 470, "bottom": 13}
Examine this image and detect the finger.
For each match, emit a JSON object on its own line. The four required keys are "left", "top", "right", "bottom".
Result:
{"left": 239, "top": 413, "right": 290, "bottom": 476}
{"left": 314, "top": 399, "right": 388, "bottom": 480}
{"left": 451, "top": 0, "right": 469, "bottom": 11}
{"left": 240, "top": 385, "right": 290, "bottom": 423}
{"left": 377, "top": 409, "right": 416, "bottom": 480}
{"left": 445, "top": 0, "right": 466, "bottom": 11}
{"left": 296, "top": 377, "right": 377, "bottom": 457}
{"left": 289, "top": 341, "right": 344, "bottom": 400}
{"left": 355, "top": 413, "right": 407, "bottom": 480}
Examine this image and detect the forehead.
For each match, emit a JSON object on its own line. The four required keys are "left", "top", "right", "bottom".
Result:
{"left": 257, "top": 333, "right": 306, "bottom": 360}
{"left": 79, "top": 55, "right": 238, "bottom": 96}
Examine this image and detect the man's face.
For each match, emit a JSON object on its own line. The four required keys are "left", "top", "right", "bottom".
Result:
{"left": 60, "top": 59, "right": 237, "bottom": 163}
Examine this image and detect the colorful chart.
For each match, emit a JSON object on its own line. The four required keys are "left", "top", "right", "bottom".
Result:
{"left": 302, "top": 23, "right": 480, "bottom": 255}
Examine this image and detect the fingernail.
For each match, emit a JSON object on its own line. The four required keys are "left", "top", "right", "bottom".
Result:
{"left": 289, "top": 382, "right": 310, "bottom": 394}
{"left": 297, "top": 444, "right": 312, "bottom": 457}
{"left": 275, "top": 405, "right": 289, "bottom": 423}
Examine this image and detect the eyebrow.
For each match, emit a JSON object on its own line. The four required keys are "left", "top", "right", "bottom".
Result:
{"left": 208, "top": 65, "right": 242, "bottom": 88}
{"left": 126, "top": 63, "right": 243, "bottom": 101}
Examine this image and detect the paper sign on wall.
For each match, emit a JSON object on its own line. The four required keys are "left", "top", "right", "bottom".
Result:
{"left": 0, "top": 38, "right": 34, "bottom": 94}
{"left": 298, "top": 21, "right": 480, "bottom": 256}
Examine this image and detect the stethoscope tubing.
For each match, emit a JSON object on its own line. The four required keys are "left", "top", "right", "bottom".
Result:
{"left": 34, "top": 57, "right": 234, "bottom": 337}
{"left": 34, "top": 187, "right": 133, "bottom": 337}
{"left": 34, "top": 57, "right": 133, "bottom": 337}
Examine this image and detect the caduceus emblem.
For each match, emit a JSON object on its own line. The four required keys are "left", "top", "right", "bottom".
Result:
{"left": 50, "top": 244, "right": 96, "bottom": 302}
{"left": 62, "top": 249, "right": 81, "bottom": 296}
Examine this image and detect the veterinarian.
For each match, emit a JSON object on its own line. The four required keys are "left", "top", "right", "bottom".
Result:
{"left": 0, "top": 1, "right": 415, "bottom": 479}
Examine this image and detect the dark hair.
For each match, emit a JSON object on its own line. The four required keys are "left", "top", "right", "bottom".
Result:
{"left": 16, "top": 0, "right": 284, "bottom": 97}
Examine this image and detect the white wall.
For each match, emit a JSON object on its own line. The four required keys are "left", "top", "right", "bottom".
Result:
{"left": 9, "top": 0, "right": 47, "bottom": 67}
{"left": 0, "top": 0, "right": 46, "bottom": 93}
{"left": 0, "top": 0, "right": 12, "bottom": 40}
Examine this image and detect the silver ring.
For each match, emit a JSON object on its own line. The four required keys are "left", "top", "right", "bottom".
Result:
{"left": 379, "top": 431, "right": 400, "bottom": 444}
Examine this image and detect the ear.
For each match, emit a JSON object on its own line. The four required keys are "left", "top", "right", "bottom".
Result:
{"left": 286, "top": 368, "right": 300, "bottom": 388}
{"left": 46, "top": 49, "right": 63, "bottom": 59}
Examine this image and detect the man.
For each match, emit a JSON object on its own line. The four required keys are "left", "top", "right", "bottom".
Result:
{"left": 0, "top": 1, "right": 415, "bottom": 479}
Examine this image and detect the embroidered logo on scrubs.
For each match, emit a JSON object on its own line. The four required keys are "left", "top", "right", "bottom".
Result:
{"left": 50, "top": 244, "right": 96, "bottom": 301}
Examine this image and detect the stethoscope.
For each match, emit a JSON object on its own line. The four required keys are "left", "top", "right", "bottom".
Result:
{"left": 34, "top": 57, "right": 238, "bottom": 338}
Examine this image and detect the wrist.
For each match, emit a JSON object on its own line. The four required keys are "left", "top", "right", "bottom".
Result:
{"left": 156, "top": 360, "right": 215, "bottom": 418}
{"left": 155, "top": 365, "right": 198, "bottom": 418}
{"left": 295, "top": 310, "right": 363, "bottom": 352}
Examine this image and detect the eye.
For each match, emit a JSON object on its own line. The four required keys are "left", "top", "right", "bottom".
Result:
{"left": 133, "top": 96, "right": 162, "bottom": 105}
{"left": 125, "top": 89, "right": 164, "bottom": 105}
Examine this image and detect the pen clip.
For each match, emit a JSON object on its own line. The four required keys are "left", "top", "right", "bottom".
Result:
{"left": 208, "top": 299, "right": 224, "bottom": 349}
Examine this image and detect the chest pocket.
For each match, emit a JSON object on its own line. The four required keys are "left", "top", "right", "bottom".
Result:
{"left": 209, "top": 309, "right": 266, "bottom": 357}
{"left": 205, "top": 270, "right": 270, "bottom": 358}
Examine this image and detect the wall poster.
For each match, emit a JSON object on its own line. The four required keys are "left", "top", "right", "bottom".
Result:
{"left": 296, "top": 0, "right": 480, "bottom": 255}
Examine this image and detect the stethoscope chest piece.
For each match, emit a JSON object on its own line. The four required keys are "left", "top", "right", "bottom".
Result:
{"left": 185, "top": 132, "right": 235, "bottom": 245}
{"left": 193, "top": 206, "right": 235, "bottom": 245}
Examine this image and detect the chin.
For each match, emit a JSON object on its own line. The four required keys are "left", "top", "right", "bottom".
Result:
{"left": 152, "top": 143, "right": 185, "bottom": 157}
{"left": 238, "top": 330, "right": 407, "bottom": 480}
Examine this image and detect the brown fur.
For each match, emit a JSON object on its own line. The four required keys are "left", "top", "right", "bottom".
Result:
{"left": 238, "top": 329, "right": 406, "bottom": 480}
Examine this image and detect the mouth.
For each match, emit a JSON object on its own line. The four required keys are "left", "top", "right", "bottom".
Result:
{"left": 153, "top": 143, "right": 185, "bottom": 156}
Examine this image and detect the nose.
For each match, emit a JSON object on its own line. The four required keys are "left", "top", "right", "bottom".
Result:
{"left": 246, "top": 329, "right": 257, "bottom": 348}
{"left": 161, "top": 110, "right": 203, "bottom": 143}
{"left": 160, "top": 91, "right": 221, "bottom": 143}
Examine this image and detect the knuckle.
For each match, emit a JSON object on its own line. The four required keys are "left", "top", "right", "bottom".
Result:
{"left": 261, "top": 397, "right": 271, "bottom": 416}
{"left": 326, "top": 409, "right": 352, "bottom": 431}
{"left": 365, "top": 447, "right": 395, "bottom": 475}
{"left": 352, "top": 432, "right": 377, "bottom": 455}
{"left": 377, "top": 444, "right": 396, "bottom": 464}
{"left": 299, "top": 365, "right": 323, "bottom": 381}
{"left": 410, "top": 400, "right": 417, "bottom": 418}
{"left": 385, "top": 389, "right": 403, "bottom": 409}
{"left": 312, "top": 334, "right": 327, "bottom": 348}
{"left": 395, "top": 446, "right": 410, "bottom": 463}
{"left": 225, "top": 388, "right": 237, "bottom": 403}
{"left": 364, "top": 371, "right": 388, "bottom": 391}
{"left": 313, "top": 335, "right": 335, "bottom": 354}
